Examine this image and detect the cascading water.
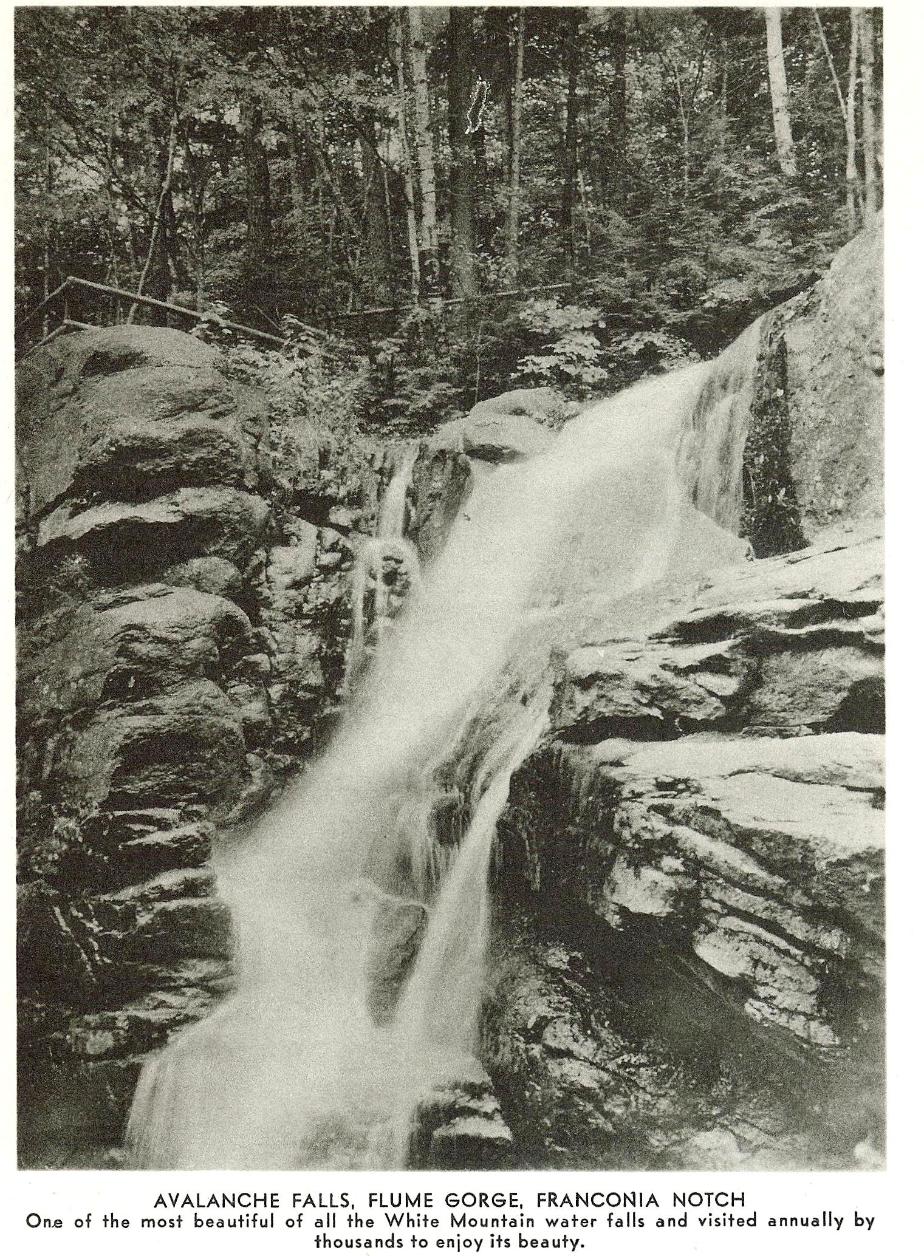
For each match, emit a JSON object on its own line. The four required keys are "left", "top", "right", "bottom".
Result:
{"left": 127, "top": 328, "right": 762, "bottom": 1170}
{"left": 345, "top": 447, "right": 420, "bottom": 695}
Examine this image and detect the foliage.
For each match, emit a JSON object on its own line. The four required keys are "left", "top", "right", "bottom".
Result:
{"left": 15, "top": 6, "right": 882, "bottom": 428}
{"left": 515, "top": 299, "right": 607, "bottom": 393}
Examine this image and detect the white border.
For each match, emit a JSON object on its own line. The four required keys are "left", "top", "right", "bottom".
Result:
{"left": 2, "top": 3, "right": 920, "bottom": 1251}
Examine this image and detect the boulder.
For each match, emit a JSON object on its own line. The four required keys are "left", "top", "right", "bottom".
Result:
{"left": 431, "top": 412, "right": 551, "bottom": 464}
{"left": 406, "top": 1057, "right": 514, "bottom": 1169}
{"left": 483, "top": 916, "right": 880, "bottom": 1170}
{"left": 551, "top": 525, "right": 883, "bottom": 742}
{"left": 410, "top": 447, "right": 472, "bottom": 566}
{"left": 365, "top": 897, "right": 427, "bottom": 1025}
{"left": 35, "top": 487, "right": 271, "bottom": 579}
{"left": 429, "top": 388, "right": 563, "bottom": 465}
{"left": 782, "top": 218, "right": 883, "bottom": 533}
{"left": 16, "top": 325, "right": 264, "bottom": 513}
{"left": 733, "top": 218, "right": 882, "bottom": 551}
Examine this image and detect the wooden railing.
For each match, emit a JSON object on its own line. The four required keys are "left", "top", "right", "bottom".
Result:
{"left": 15, "top": 277, "right": 286, "bottom": 362}
{"left": 16, "top": 275, "right": 583, "bottom": 363}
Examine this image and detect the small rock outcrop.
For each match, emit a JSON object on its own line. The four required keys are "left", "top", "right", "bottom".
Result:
{"left": 410, "top": 388, "right": 569, "bottom": 567}
{"left": 429, "top": 388, "right": 565, "bottom": 462}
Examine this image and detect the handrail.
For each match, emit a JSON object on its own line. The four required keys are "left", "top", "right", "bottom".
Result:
{"left": 16, "top": 277, "right": 286, "bottom": 356}
{"left": 17, "top": 279, "right": 73, "bottom": 329}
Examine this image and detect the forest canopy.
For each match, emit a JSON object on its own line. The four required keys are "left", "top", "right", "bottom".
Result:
{"left": 15, "top": 5, "right": 882, "bottom": 428}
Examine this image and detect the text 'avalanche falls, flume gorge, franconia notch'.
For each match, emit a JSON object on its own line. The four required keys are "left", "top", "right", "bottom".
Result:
{"left": 15, "top": 210, "right": 883, "bottom": 1171}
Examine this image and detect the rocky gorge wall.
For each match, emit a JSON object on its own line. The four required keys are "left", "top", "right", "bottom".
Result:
{"left": 15, "top": 219, "right": 883, "bottom": 1170}
{"left": 482, "top": 220, "right": 884, "bottom": 1170}
{"left": 15, "top": 326, "right": 423, "bottom": 1165}
{"left": 486, "top": 524, "right": 883, "bottom": 1168}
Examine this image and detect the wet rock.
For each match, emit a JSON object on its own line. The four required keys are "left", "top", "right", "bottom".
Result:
{"left": 431, "top": 402, "right": 555, "bottom": 464}
{"left": 410, "top": 447, "right": 472, "bottom": 566}
{"left": 407, "top": 1059, "right": 514, "bottom": 1169}
{"left": 552, "top": 526, "right": 883, "bottom": 743}
{"left": 365, "top": 897, "right": 427, "bottom": 1024}
{"left": 492, "top": 522, "right": 884, "bottom": 1165}
{"left": 127, "top": 897, "right": 234, "bottom": 965}
{"left": 16, "top": 324, "right": 378, "bottom": 1166}
{"left": 111, "top": 820, "right": 215, "bottom": 882}
{"left": 482, "top": 913, "right": 882, "bottom": 1170}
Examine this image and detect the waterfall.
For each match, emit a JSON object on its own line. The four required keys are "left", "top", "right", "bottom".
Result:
{"left": 126, "top": 329, "right": 762, "bottom": 1170}
{"left": 345, "top": 448, "right": 420, "bottom": 696}
{"left": 676, "top": 316, "right": 766, "bottom": 532}
{"left": 378, "top": 446, "right": 418, "bottom": 539}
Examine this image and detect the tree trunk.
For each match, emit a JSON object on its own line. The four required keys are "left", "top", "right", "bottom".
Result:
{"left": 405, "top": 7, "right": 439, "bottom": 296}
{"left": 43, "top": 118, "right": 52, "bottom": 335}
{"left": 670, "top": 61, "right": 691, "bottom": 201}
{"left": 717, "top": 34, "right": 729, "bottom": 159}
{"left": 857, "top": 7, "right": 878, "bottom": 220}
{"left": 392, "top": 15, "right": 421, "bottom": 302}
{"left": 359, "top": 122, "right": 391, "bottom": 306}
{"left": 242, "top": 96, "right": 272, "bottom": 285}
{"left": 607, "top": 9, "right": 628, "bottom": 206}
{"left": 577, "top": 164, "right": 592, "bottom": 253}
{"left": 846, "top": 10, "right": 860, "bottom": 234}
{"left": 812, "top": 10, "right": 847, "bottom": 123}
{"left": 447, "top": 7, "right": 477, "bottom": 300}
{"left": 764, "top": 8, "right": 797, "bottom": 179}
{"left": 506, "top": 7, "right": 526, "bottom": 281}
{"left": 560, "top": 8, "right": 581, "bottom": 271}
{"left": 163, "top": 187, "right": 189, "bottom": 293}
{"left": 128, "top": 112, "right": 177, "bottom": 321}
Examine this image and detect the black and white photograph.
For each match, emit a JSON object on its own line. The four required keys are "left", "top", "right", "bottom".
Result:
{"left": 13, "top": 2, "right": 887, "bottom": 1181}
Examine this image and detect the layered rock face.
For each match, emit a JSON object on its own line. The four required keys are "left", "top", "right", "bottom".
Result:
{"left": 482, "top": 222, "right": 884, "bottom": 1172}
{"left": 15, "top": 326, "right": 397, "bottom": 1165}
{"left": 488, "top": 526, "right": 884, "bottom": 1168}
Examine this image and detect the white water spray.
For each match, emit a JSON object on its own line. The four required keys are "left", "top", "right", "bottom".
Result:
{"left": 346, "top": 447, "right": 420, "bottom": 695}
{"left": 127, "top": 328, "right": 762, "bottom": 1169}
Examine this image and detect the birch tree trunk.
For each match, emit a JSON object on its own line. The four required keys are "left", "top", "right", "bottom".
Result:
{"left": 127, "top": 112, "right": 178, "bottom": 322}
{"left": 447, "top": 7, "right": 477, "bottom": 300}
{"left": 405, "top": 6, "right": 439, "bottom": 296}
{"left": 857, "top": 7, "right": 878, "bottom": 220}
{"left": 43, "top": 115, "right": 52, "bottom": 335}
{"left": 560, "top": 9, "right": 581, "bottom": 272}
{"left": 391, "top": 15, "right": 421, "bottom": 303}
{"left": 717, "top": 34, "right": 729, "bottom": 160}
{"left": 506, "top": 7, "right": 525, "bottom": 280}
{"left": 846, "top": 10, "right": 860, "bottom": 234}
{"left": 764, "top": 8, "right": 797, "bottom": 179}
{"left": 812, "top": 10, "right": 847, "bottom": 123}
